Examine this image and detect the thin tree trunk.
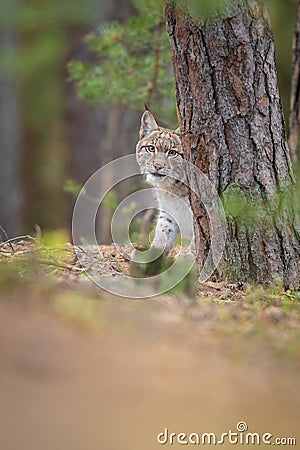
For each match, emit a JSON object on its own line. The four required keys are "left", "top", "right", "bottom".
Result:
{"left": 166, "top": 1, "right": 300, "bottom": 288}
{"left": 0, "top": 0, "right": 22, "bottom": 238}
{"left": 289, "top": 0, "right": 300, "bottom": 161}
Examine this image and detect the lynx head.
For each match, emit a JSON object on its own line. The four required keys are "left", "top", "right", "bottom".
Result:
{"left": 136, "top": 110, "right": 185, "bottom": 188}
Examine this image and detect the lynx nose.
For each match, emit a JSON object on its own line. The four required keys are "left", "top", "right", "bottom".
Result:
{"left": 153, "top": 161, "right": 164, "bottom": 171}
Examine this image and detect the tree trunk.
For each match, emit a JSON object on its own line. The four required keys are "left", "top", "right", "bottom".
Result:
{"left": 0, "top": 0, "right": 22, "bottom": 238}
{"left": 289, "top": 0, "right": 300, "bottom": 161}
{"left": 166, "top": 1, "right": 300, "bottom": 288}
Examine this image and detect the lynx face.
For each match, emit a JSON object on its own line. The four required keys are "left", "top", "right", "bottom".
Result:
{"left": 136, "top": 111, "right": 187, "bottom": 191}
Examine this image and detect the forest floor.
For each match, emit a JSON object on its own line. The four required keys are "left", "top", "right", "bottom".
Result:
{"left": 0, "top": 237, "right": 300, "bottom": 450}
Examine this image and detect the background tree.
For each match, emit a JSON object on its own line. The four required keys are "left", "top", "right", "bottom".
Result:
{"left": 0, "top": 0, "right": 22, "bottom": 237}
{"left": 289, "top": 0, "right": 300, "bottom": 161}
{"left": 166, "top": 0, "right": 300, "bottom": 288}
{"left": 19, "top": 0, "right": 98, "bottom": 233}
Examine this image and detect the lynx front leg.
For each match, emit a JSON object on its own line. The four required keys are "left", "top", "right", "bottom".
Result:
{"left": 130, "top": 212, "right": 177, "bottom": 261}
{"left": 151, "top": 212, "right": 178, "bottom": 254}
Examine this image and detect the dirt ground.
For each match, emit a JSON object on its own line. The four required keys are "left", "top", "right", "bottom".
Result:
{"left": 0, "top": 239, "right": 299, "bottom": 450}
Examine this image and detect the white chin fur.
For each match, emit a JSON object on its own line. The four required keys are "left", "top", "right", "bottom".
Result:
{"left": 146, "top": 174, "right": 166, "bottom": 185}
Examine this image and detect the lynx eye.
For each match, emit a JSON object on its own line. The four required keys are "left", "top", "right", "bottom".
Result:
{"left": 168, "top": 149, "right": 178, "bottom": 157}
{"left": 144, "top": 145, "right": 155, "bottom": 153}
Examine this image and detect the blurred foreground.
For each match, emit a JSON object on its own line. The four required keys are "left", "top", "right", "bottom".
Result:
{"left": 0, "top": 240, "right": 299, "bottom": 449}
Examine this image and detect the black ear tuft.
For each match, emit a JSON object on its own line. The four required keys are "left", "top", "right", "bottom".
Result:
{"left": 139, "top": 110, "right": 158, "bottom": 139}
{"left": 144, "top": 103, "right": 150, "bottom": 112}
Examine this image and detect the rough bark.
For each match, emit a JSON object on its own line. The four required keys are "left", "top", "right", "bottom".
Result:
{"left": 289, "top": 0, "right": 300, "bottom": 161}
{"left": 166, "top": 1, "right": 300, "bottom": 288}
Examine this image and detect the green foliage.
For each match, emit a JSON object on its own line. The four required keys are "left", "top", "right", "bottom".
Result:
{"left": 130, "top": 250, "right": 197, "bottom": 297}
{"left": 68, "top": 0, "right": 176, "bottom": 122}
{"left": 41, "top": 229, "right": 70, "bottom": 247}
{"left": 0, "top": 0, "right": 96, "bottom": 30}
{"left": 0, "top": 260, "right": 29, "bottom": 289}
{"left": 160, "top": 256, "right": 197, "bottom": 297}
{"left": 130, "top": 247, "right": 171, "bottom": 277}
{"left": 222, "top": 186, "right": 262, "bottom": 228}
{"left": 175, "top": 0, "right": 229, "bottom": 19}
{"left": 102, "top": 190, "right": 118, "bottom": 213}
{"left": 64, "top": 179, "right": 83, "bottom": 197}
{"left": 221, "top": 183, "right": 300, "bottom": 231}
{"left": 0, "top": 0, "right": 97, "bottom": 73}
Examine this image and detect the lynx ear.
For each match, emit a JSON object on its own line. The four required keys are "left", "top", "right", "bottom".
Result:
{"left": 175, "top": 127, "right": 181, "bottom": 135}
{"left": 139, "top": 111, "right": 158, "bottom": 139}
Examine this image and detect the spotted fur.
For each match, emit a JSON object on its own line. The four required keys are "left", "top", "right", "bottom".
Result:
{"left": 136, "top": 110, "right": 194, "bottom": 254}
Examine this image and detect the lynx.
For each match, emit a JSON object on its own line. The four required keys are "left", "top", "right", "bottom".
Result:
{"left": 135, "top": 110, "right": 194, "bottom": 256}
